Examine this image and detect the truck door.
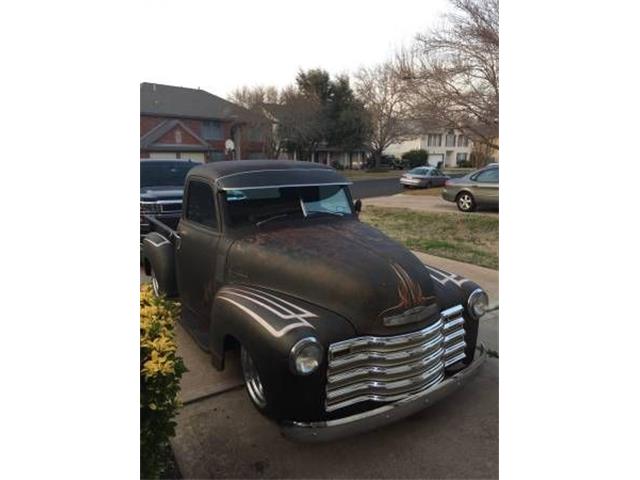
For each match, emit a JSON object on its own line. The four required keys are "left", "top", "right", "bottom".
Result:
{"left": 175, "top": 178, "right": 221, "bottom": 340}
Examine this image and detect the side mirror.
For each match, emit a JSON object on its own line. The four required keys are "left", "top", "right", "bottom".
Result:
{"left": 354, "top": 199, "right": 362, "bottom": 214}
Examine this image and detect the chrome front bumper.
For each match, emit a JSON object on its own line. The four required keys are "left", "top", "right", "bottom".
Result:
{"left": 281, "top": 346, "right": 486, "bottom": 442}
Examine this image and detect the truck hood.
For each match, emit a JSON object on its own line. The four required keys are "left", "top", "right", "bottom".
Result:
{"left": 226, "top": 218, "right": 439, "bottom": 336}
{"left": 140, "top": 186, "right": 184, "bottom": 202}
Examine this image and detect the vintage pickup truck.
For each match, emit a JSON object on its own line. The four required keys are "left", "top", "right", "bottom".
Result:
{"left": 142, "top": 160, "right": 488, "bottom": 441}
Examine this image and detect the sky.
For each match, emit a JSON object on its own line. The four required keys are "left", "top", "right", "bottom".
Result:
{"left": 139, "top": 0, "right": 450, "bottom": 99}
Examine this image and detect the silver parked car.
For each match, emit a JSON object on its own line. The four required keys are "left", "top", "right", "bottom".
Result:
{"left": 441, "top": 165, "right": 499, "bottom": 212}
{"left": 400, "top": 166, "right": 450, "bottom": 189}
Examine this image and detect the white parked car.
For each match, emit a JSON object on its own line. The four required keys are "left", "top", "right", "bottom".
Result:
{"left": 400, "top": 167, "right": 450, "bottom": 189}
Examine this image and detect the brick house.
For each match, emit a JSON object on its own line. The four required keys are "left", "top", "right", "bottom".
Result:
{"left": 140, "top": 83, "right": 267, "bottom": 162}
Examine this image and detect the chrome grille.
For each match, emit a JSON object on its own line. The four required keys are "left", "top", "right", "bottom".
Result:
{"left": 325, "top": 304, "right": 466, "bottom": 412}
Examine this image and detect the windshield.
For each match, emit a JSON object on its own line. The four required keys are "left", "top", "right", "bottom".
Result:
{"left": 140, "top": 161, "right": 194, "bottom": 188}
{"left": 224, "top": 185, "right": 353, "bottom": 228}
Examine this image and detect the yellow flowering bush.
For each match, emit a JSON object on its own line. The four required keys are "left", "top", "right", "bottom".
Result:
{"left": 140, "top": 284, "right": 186, "bottom": 479}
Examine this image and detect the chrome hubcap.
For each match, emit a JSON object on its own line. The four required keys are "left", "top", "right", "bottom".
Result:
{"left": 459, "top": 195, "right": 472, "bottom": 210}
{"left": 241, "top": 347, "right": 267, "bottom": 409}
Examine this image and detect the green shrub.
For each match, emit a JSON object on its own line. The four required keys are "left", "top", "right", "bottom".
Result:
{"left": 140, "top": 284, "right": 187, "bottom": 479}
{"left": 401, "top": 149, "right": 428, "bottom": 168}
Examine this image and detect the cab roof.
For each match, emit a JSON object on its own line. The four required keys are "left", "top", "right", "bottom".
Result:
{"left": 187, "top": 160, "right": 351, "bottom": 191}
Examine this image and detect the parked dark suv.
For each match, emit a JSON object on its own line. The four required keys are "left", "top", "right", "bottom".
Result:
{"left": 140, "top": 159, "right": 198, "bottom": 242}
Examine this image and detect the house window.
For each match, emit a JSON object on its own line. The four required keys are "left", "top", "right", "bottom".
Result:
{"left": 427, "top": 134, "right": 442, "bottom": 147}
{"left": 457, "top": 135, "right": 469, "bottom": 147}
{"left": 445, "top": 131, "right": 456, "bottom": 147}
{"left": 186, "top": 180, "right": 217, "bottom": 229}
{"left": 201, "top": 121, "right": 223, "bottom": 140}
{"left": 456, "top": 153, "right": 468, "bottom": 165}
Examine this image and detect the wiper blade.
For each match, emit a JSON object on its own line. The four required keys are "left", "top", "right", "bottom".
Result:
{"left": 255, "top": 212, "right": 298, "bottom": 227}
{"left": 306, "top": 210, "right": 345, "bottom": 217}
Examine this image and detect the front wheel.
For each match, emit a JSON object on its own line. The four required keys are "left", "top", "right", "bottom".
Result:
{"left": 457, "top": 192, "right": 476, "bottom": 212}
{"left": 241, "top": 347, "right": 268, "bottom": 411}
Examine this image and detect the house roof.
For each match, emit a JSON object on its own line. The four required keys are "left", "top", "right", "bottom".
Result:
{"left": 140, "top": 82, "right": 263, "bottom": 122}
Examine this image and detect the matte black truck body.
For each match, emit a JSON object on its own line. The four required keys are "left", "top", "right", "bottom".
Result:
{"left": 142, "top": 160, "right": 488, "bottom": 440}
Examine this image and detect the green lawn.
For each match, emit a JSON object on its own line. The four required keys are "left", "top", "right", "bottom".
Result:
{"left": 360, "top": 206, "right": 499, "bottom": 269}
{"left": 402, "top": 186, "right": 445, "bottom": 196}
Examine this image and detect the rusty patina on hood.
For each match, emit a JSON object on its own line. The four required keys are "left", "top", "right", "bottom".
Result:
{"left": 226, "top": 217, "right": 439, "bottom": 336}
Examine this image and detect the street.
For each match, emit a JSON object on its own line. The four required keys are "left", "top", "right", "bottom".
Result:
{"left": 351, "top": 177, "right": 403, "bottom": 199}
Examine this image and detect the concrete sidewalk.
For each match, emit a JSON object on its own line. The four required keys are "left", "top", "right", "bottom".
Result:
{"left": 364, "top": 193, "right": 498, "bottom": 216}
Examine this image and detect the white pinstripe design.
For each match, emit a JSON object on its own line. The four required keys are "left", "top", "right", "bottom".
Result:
{"left": 217, "top": 286, "right": 316, "bottom": 337}
{"left": 144, "top": 234, "right": 170, "bottom": 248}
{"left": 424, "top": 265, "right": 471, "bottom": 288}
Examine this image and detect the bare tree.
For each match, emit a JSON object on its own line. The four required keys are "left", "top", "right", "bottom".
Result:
{"left": 265, "top": 93, "right": 325, "bottom": 161}
{"left": 355, "top": 62, "right": 411, "bottom": 166}
{"left": 228, "top": 85, "right": 280, "bottom": 109}
{"left": 227, "top": 86, "right": 284, "bottom": 158}
{"left": 397, "top": 0, "right": 499, "bottom": 150}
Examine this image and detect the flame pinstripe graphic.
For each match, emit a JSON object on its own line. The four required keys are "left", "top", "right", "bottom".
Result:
{"left": 217, "top": 286, "right": 317, "bottom": 338}
{"left": 380, "top": 263, "right": 434, "bottom": 318}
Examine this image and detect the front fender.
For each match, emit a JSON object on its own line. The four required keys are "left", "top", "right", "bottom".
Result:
{"left": 424, "top": 264, "right": 484, "bottom": 364}
{"left": 209, "top": 284, "right": 356, "bottom": 422}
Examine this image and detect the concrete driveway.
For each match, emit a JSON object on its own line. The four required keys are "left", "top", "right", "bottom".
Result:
{"left": 141, "top": 252, "right": 499, "bottom": 478}
{"left": 363, "top": 193, "right": 499, "bottom": 216}
{"left": 172, "top": 360, "right": 498, "bottom": 479}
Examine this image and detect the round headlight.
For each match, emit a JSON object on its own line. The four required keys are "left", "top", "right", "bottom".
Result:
{"left": 289, "top": 338, "right": 323, "bottom": 375}
{"left": 468, "top": 288, "right": 489, "bottom": 319}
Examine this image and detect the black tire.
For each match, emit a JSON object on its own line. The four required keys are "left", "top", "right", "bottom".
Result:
{"left": 240, "top": 346, "right": 268, "bottom": 413}
{"left": 425, "top": 182, "right": 432, "bottom": 189}
{"left": 456, "top": 191, "right": 476, "bottom": 212}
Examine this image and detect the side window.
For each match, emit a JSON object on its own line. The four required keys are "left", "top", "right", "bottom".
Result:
{"left": 475, "top": 168, "right": 499, "bottom": 183}
{"left": 186, "top": 180, "right": 217, "bottom": 229}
